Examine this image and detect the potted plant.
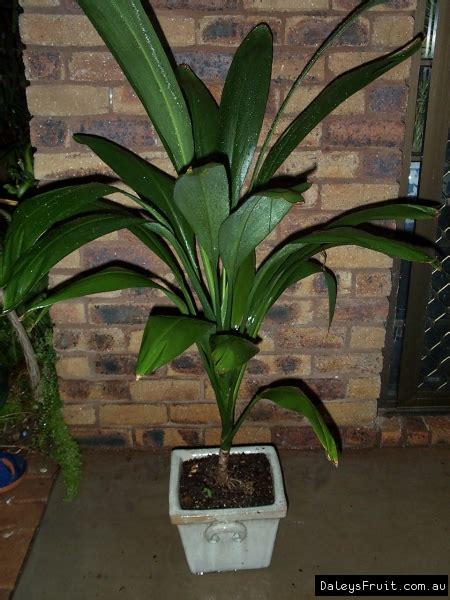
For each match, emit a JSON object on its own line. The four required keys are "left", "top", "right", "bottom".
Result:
{"left": 2, "top": 0, "right": 438, "bottom": 572}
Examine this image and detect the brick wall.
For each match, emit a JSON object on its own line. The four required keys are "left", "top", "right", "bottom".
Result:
{"left": 20, "top": 0, "right": 418, "bottom": 449}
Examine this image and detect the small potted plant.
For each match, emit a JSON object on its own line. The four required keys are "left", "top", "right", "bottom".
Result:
{"left": 2, "top": 0, "right": 438, "bottom": 573}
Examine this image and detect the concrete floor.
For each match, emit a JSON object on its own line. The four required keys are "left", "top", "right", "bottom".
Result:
{"left": 14, "top": 447, "right": 450, "bottom": 600}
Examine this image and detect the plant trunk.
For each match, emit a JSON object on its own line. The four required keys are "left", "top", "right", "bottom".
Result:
{"left": 216, "top": 447, "right": 230, "bottom": 487}
{"left": 0, "top": 290, "right": 43, "bottom": 404}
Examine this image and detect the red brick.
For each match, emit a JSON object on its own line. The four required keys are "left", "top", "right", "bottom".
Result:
{"left": 168, "top": 354, "right": 204, "bottom": 377}
{"left": 0, "top": 502, "right": 45, "bottom": 532}
{"left": 306, "top": 378, "right": 347, "bottom": 400}
{"left": 199, "top": 16, "right": 282, "bottom": 46}
{"left": 89, "top": 304, "right": 151, "bottom": 325}
{"left": 135, "top": 427, "right": 202, "bottom": 449}
{"left": 25, "top": 454, "right": 58, "bottom": 479}
{"left": 0, "top": 531, "right": 35, "bottom": 590}
{"left": 324, "top": 117, "right": 405, "bottom": 147}
{"left": 286, "top": 17, "right": 369, "bottom": 47}
{"left": 5, "top": 476, "right": 54, "bottom": 503}
{"left": 316, "top": 298, "right": 389, "bottom": 322}
{"left": 368, "top": 84, "right": 407, "bottom": 113}
{"left": 74, "top": 118, "right": 159, "bottom": 149}
{"left": 332, "top": 0, "right": 415, "bottom": 8}
{"left": 23, "top": 49, "right": 64, "bottom": 81}
{"left": 342, "top": 425, "right": 377, "bottom": 448}
{"left": 174, "top": 51, "right": 232, "bottom": 81}
{"left": 314, "top": 353, "right": 383, "bottom": 375}
{"left": 94, "top": 355, "right": 136, "bottom": 376}
{"left": 355, "top": 272, "right": 392, "bottom": 297}
{"left": 424, "top": 416, "right": 450, "bottom": 445}
{"left": 69, "top": 51, "right": 125, "bottom": 82}
{"left": 377, "top": 416, "right": 402, "bottom": 447}
{"left": 30, "top": 118, "right": 68, "bottom": 147}
{"left": 362, "top": 150, "right": 402, "bottom": 180}
{"left": 404, "top": 417, "right": 430, "bottom": 446}
{"left": 272, "top": 426, "right": 323, "bottom": 449}
{"left": 152, "top": 0, "right": 240, "bottom": 7}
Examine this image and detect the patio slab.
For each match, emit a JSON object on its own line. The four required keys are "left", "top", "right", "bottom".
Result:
{"left": 13, "top": 447, "right": 450, "bottom": 600}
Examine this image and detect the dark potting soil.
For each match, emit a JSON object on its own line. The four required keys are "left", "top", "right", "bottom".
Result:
{"left": 179, "top": 452, "right": 275, "bottom": 510}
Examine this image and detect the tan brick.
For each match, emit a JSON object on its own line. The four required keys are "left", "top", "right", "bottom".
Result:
{"left": 50, "top": 303, "right": 86, "bottom": 325}
{"left": 404, "top": 417, "right": 429, "bottom": 446}
{"left": 372, "top": 16, "right": 414, "bottom": 47}
{"left": 347, "top": 377, "right": 381, "bottom": 401}
{"left": 20, "top": 14, "right": 102, "bottom": 46}
{"left": 27, "top": 85, "right": 109, "bottom": 117}
{"left": 322, "top": 184, "right": 399, "bottom": 210}
{"left": 55, "top": 328, "right": 127, "bottom": 353}
{"left": 63, "top": 405, "right": 96, "bottom": 425}
{"left": 247, "top": 354, "right": 311, "bottom": 378}
{"left": 325, "top": 399, "right": 377, "bottom": 425}
{"left": 135, "top": 427, "right": 202, "bottom": 449}
{"left": 355, "top": 271, "right": 392, "bottom": 297}
{"left": 56, "top": 356, "right": 90, "bottom": 379}
{"left": 266, "top": 300, "right": 313, "bottom": 325}
{"left": 69, "top": 52, "right": 125, "bottom": 82}
{"left": 314, "top": 352, "right": 383, "bottom": 375}
{"left": 54, "top": 249, "right": 81, "bottom": 269}
{"left": 284, "top": 151, "right": 359, "bottom": 179}
{"left": 277, "top": 326, "right": 347, "bottom": 350}
{"left": 289, "top": 270, "right": 352, "bottom": 297}
{"left": 112, "top": 87, "right": 146, "bottom": 116}
{"left": 350, "top": 326, "right": 386, "bottom": 349}
{"left": 33, "top": 152, "right": 107, "bottom": 180}
{"left": 244, "top": 0, "right": 328, "bottom": 9}
{"left": 287, "top": 86, "right": 364, "bottom": 117}
{"left": 21, "top": 0, "right": 60, "bottom": 5}
{"left": 333, "top": 91, "right": 365, "bottom": 115}
{"left": 99, "top": 404, "right": 167, "bottom": 426}
{"left": 273, "top": 54, "right": 325, "bottom": 82}
{"left": 326, "top": 246, "right": 393, "bottom": 268}
{"left": 198, "top": 16, "right": 282, "bottom": 47}
{"left": 204, "top": 426, "right": 271, "bottom": 446}
{"left": 328, "top": 52, "right": 410, "bottom": 81}
{"left": 130, "top": 379, "right": 201, "bottom": 402}
{"left": 332, "top": 0, "right": 416, "bottom": 9}
{"left": 128, "top": 330, "right": 143, "bottom": 354}
{"left": 170, "top": 403, "right": 220, "bottom": 425}
{"left": 286, "top": 16, "right": 369, "bottom": 47}
{"left": 158, "top": 15, "right": 195, "bottom": 46}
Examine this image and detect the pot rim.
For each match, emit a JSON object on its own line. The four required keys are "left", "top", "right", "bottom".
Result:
{"left": 169, "top": 444, "right": 287, "bottom": 525}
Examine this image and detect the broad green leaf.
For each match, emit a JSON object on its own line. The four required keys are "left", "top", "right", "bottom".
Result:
{"left": 251, "top": 0, "right": 385, "bottom": 189}
{"left": 255, "top": 386, "right": 338, "bottom": 465}
{"left": 177, "top": 65, "right": 219, "bottom": 161}
{"left": 2, "top": 183, "right": 117, "bottom": 283}
{"left": 136, "top": 315, "right": 214, "bottom": 376}
{"left": 174, "top": 163, "right": 229, "bottom": 264}
{"left": 73, "top": 134, "right": 175, "bottom": 214}
{"left": 3, "top": 213, "right": 141, "bottom": 311}
{"left": 323, "top": 268, "right": 337, "bottom": 329}
{"left": 256, "top": 37, "right": 422, "bottom": 185}
{"left": 247, "top": 259, "right": 322, "bottom": 336}
{"left": 299, "top": 227, "right": 437, "bottom": 264}
{"left": 211, "top": 334, "right": 259, "bottom": 375}
{"left": 74, "top": 134, "right": 197, "bottom": 265}
{"left": 327, "top": 203, "right": 438, "bottom": 228}
{"left": 27, "top": 267, "right": 188, "bottom": 314}
{"left": 78, "top": 0, "right": 194, "bottom": 171}
{"left": 231, "top": 250, "right": 256, "bottom": 329}
{"left": 219, "top": 189, "right": 300, "bottom": 280}
{"left": 219, "top": 23, "right": 273, "bottom": 206}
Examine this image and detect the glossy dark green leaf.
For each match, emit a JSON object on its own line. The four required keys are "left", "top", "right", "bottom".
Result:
{"left": 78, "top": 0, "right": 194, "bottom": 171}
{"left": 323, "top": 268, "right": 337, "bottom": 329}
{"left": 3, "top": 213, "right": 141, "bottom": 311}
{"left": 327, "top": 203, "right": 438, "bottom": 228}
{"left": 136, "top": 315, "right": 214, "bottom": 376}
{"left": 255, "top": 386, "right": 338, "bottom": 465}
{"left": 231, "top": 250, "right": 256, "bottom": 329}
{"left": 2, "top": 183, "right": 117, "bottom": 283}
{"left": 177, "top": 65, "right": 219, "bottom": 161}
{"left": 256, "top": 37, "right": 422, "bottom": 185}
{"left": 219, "top": 189, "right": 299, "bottom": 280}
{"left": 299, "top": 227, "right": 436, "bottom": 264}
{"left": 174, "top": 163, "right": 229, "bottom": 264}
{"left": 74, "top": 133, "right": 197, "bottom": 265}
{"left": 211, "top": 334, "right": 259, "bottom": 374}
{"left": 219, "top": 23, "right": 273, "bottom": 206}
{"left": 27, "top": 267, "right": 188, "bottom": 314}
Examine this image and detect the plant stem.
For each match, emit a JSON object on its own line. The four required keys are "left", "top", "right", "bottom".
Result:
{"left": 0, "top": 289, "right": 43, "bottom": 404}
{"left": 216, "top": 447, "right": 230, "bottom": 487}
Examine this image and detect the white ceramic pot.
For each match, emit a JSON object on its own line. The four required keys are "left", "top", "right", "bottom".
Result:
{"left": 169, "top": 445, "right": 287, "bottom": 574}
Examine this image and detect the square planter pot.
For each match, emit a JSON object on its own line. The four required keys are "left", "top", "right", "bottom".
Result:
{"left": 169, "top": 445, "right": 287, "bottom": 574}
